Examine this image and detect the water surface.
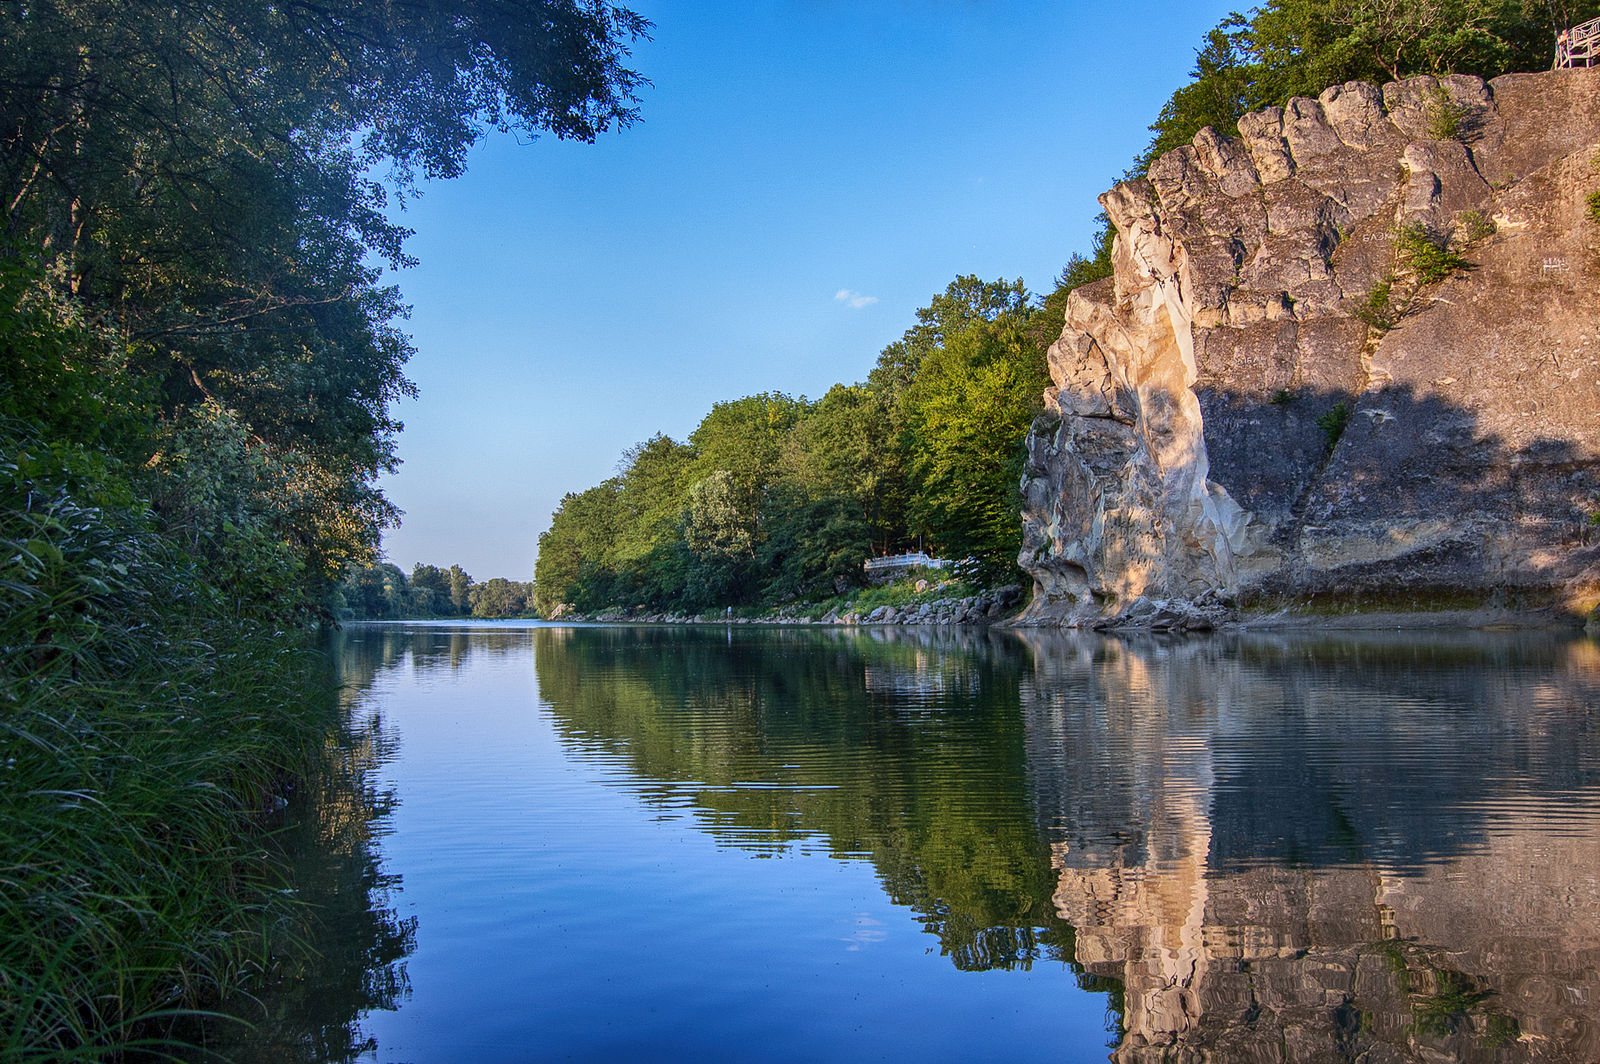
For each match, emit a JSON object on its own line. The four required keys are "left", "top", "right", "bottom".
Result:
{"left": 252, "top": 623, "right": 1600, "bottom": 1063}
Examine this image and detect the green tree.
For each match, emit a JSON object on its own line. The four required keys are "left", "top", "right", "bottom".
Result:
{"left": 780, "top": 383, "right": 906, "bottom": 554}
{"left": 535, "top": 480, "right": 623, "bottom": 615}
{"left": 469, "top": 577, "right": 534, "bottom": 618}
{"left": 1141, "top": 16, "right": 1257, "bottom": 166}
{"left": 868, "top": 276, "right": 1032, "bottom": 401}
{"left": 410, "top": 563, "right": 455, "bottom": 615}
{"left": 1, "top": 0, "right": 649, "bottom": 604}
{"left": 612, "top": 434, "right": 697, "bottom": 603}
{"left": 688, "top": 393, "right": 808, "bottom": 538}
{"left": 903, "top": 317, "right": 1050, "bottom": 582}
{"left": 1139, "top": 0, "right": 1596, "bottom": 177}
{"left": 448, "top": 564, "right": 474, "bottom": 614}
{"left": 756, "top": 491, "right": 871, "bottom": 601}
{"left": 684, "top": 469, "right": 754, "bottom": 560}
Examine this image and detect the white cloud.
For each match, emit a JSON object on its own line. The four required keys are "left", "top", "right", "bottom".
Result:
{"left": 833, "top": 288, "right": 878, "bottom": 309}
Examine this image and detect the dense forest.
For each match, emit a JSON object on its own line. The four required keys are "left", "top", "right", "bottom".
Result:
{"left": 0, "top": 0, "right": 645, "bottom": 1055}
{"left": 534, "top": 0, "right": 1596, "bottom": 620}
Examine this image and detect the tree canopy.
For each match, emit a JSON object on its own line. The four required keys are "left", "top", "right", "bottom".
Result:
{"left": 2, "top": 0, "right": 648, "bottom": 610}
{"left": 533, "top": 274, "right": 1054, "bottom": 615}
{"left": 1139, "top": 0, "right": 1597, "bottom": 169}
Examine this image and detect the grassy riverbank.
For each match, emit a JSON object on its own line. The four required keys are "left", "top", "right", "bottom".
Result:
{"left": 1, "top": 445, "right": 338, "bottom": 1060}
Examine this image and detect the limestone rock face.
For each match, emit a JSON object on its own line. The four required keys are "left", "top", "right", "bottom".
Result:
{"left": 1018, "top": 69, "right": 1600, "bottom": 627}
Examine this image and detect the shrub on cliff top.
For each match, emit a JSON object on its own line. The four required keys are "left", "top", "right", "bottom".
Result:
{"left": 1139, "top": 0, "right": 1588, "bottom": 174}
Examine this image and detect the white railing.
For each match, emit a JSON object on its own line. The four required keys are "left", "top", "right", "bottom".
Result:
{"left": 1557, "top": 17, "right": 1600, "bottom": 67}
{"left": 862, "top": 552, "right": 951, "bottom": 573}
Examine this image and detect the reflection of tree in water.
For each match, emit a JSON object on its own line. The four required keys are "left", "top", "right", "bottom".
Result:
{"left": 195, "top": 634, "right": 417, "bottom": 1063}
{"left": 334, "top": 623, "right": 536, "bottom": 688}
{"left": 532, "top": 625, "right": 1096, "bottom": 977}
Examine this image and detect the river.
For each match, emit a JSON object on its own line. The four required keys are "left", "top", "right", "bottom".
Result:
{"left": 229, "top": 622, "right": 1600, "bottom": 1063}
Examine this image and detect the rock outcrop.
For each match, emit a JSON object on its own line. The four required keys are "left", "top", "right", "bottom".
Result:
{"left": 1018, "top": 69, "right": 1600, "bottom": 627}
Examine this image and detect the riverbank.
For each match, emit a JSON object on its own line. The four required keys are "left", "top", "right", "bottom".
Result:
{"left": 551, "top": 583, "right": 1025, "bottom": 627}
{"left": 0, "top": 477, "right": 342, "bottom": 1058}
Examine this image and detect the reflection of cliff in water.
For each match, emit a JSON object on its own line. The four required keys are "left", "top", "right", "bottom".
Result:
{"left": 531, "top": 625, "right": 1090, "bottom": 976}
{"left": 1016, "top": 631, "right": 1600, "bottom": 1063}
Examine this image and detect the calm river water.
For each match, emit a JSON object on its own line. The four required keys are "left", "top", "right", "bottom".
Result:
{"left": 238, "top": 623, "right": 1600, "bottom": 1063}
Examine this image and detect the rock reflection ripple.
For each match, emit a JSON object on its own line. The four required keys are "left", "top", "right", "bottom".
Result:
{"left": 1017, "top": 630, "right": 1600, "bottom": 1063}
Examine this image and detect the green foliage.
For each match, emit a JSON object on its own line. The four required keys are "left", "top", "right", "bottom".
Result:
{"left": 342, "top": 561, "right": 413, "bottom": 619}
{"left": 757, "top": 492, "right": 872, "bottom": 602}
{"left": 333, "top": 560, "right": 534, "bottom": 619}
{"left": 1393, "top": 222, "right": 1469, "bottom": 283}
{"left": 1355, "top": 278, "right": 1400, "bottom": 331}
{"left": 469, "top": 576, "right": 537, "bottom": 618}
{"left": 448, "top": 563, "right": 474, "bottom": 613}
{"left": 1, "top": 0, "right": 648, "bottom": 605}
{"left": 1138, "top": 0, "right": 1592, "bottom": 176}
{"left": 685, "top": 469, "right": 755, "bottom": 559}
{"left": 1455, "top": 209, "right": 1496, "bottom": 243}
{"left": 1588, "top": 188, "right": 1600, "bottom": 223}
{"left": 1354, "top": 218, "right": 1481, "bottom": 339}
{"left": 1424, "top": 85, "right": 1471, "bottom": 140}
{"left": 410, "top": 563, "right": 455, "bottom": 615}
{"left": 781, "top": 384, "right": 907, "bottom": 553}
{"left": 1318, "top": 401, "right": 1352, "bottom": 450}
{"left": 1141, "top": 14, "right": 1257, "bottom": 166}
{"left": 1, "top": 4, "right": 649, "bottom": 1054}
{"left": 536, "top": 274, "right": 1058, "bottom": 615}
{"left": 867, "top": 275, "right": 1032, "bottom": 400}
{"left": 0, "top": 416, "right": 339, "bottom": 1057}
{"left": 902, "top": 316, "right": 1051, "bottom": 583}
{"left": 803, "top": 573, "right": 976, "bottom": 620}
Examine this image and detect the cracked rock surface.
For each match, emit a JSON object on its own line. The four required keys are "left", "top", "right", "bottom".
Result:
{"left": 1017, "top": 68, "right": 1600, "bottom": 627}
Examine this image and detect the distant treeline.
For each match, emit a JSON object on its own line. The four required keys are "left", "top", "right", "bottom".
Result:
{"left": 532, "top": 271, "right": 1113, "bottom": 618}
{"left": 336, "top": 562, "right": 537, "bottom": 620}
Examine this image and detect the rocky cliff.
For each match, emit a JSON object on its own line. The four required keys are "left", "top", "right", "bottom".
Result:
{"left": 1018, "top": 68, "right": 1600, "bottom": 627}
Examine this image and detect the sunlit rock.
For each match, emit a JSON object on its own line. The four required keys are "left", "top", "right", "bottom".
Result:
{"left": 1017, "top": 68, "right": 1600, "bottom": 627}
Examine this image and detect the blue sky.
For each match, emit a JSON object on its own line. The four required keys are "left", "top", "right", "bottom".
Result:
{"left": 377, "top": 0, "right": 1237, "bottom": 581}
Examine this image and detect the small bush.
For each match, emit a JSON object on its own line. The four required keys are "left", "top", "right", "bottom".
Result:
{"left": 1454, "top": 209, "right": 1495, "bottom": 244}
{"left": 1355, "top": 278, "right": 1398, "bottom": 331}
{"left": 1270, "top": 388, "right": 1297, "bottom": 405}
{"left": 1393, "top": 223, "right": 1468, "bottom": 284}
{"left": 802, "top": 573, "right": 974, "bottom": 620}
{"left": 1588, "top": 188, "right": 1600, "bottom": 224}
{"left": 1424, "top": 86, "right": 1471, "bottom": 141}
{"left": 1317, "top": 402, "right": 1351, "bottom": 450}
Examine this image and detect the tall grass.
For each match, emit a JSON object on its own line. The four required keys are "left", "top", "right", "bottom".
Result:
{"left": 1, "top": 431, "right": 335, "bottom": 1061}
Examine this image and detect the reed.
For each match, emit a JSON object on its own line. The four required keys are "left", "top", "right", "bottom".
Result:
{"left": 2, "top": 442, "right": 335, "bottom": 1060}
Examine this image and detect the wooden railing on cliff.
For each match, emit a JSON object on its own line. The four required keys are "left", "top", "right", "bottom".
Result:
{"left": 1556, "top": 17, "right": 1600, "bottom": 68}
